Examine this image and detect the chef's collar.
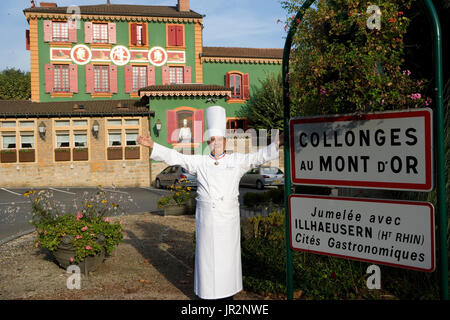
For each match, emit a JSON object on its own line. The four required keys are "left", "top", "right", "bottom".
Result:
{"left": 209, "top": 152, "right": 226, "bottom": 160}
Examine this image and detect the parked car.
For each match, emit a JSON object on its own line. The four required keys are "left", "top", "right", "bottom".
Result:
{"left": 239, "top": 167, "right": 284, "bottom": 190}
{"left": 155, "top": 165, "right": 197, "bottom": 189}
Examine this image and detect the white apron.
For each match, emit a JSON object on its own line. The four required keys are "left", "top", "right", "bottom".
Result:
{"left": 150, "top": 142, "right": 279, "bottom": 299}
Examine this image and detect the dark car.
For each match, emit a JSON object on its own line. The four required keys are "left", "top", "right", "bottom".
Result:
{"left": 155, "top": 165, "right": 197, "bottom": 189}
{"left": 239, "top": 167, "right": 284, "bottom": 189}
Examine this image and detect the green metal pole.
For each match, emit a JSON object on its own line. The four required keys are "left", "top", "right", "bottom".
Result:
{"left": 423, "top": 0, "right": 448, "bottom": 300}
{"left": 282, "top": 0, "right": 315, "bottom": 300}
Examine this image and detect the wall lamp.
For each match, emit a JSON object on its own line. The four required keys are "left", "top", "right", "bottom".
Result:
{"left": 92, "top": 120, "right": 99, "bottom": 139}
{"left": 38, "top": 122, "right": 46, "bottom": 140}
{"left": 155, "top": 119, "right": 162, "bottom": 137}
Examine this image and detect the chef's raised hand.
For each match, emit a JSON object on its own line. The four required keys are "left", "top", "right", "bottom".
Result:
{"left": 137, "top": 131, "right": 154, "bottom": 149}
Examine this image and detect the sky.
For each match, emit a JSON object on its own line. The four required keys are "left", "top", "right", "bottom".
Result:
{"left": 0, "top": 0, "right": 289, "bottom": 72}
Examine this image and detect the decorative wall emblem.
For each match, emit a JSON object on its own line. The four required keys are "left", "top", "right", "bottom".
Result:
{"left": 148, "top": 46, "right": 168, "bottom": 67}
{"left": 167, "top": 51, "right": 186, "bottom": 64}
{"left": 51, "top": 48, "right": 72, "bottom": 61}
{"left": 110, "top": 45, "right": 131, "bottom": 66}
{"left": 70, "top": 44, "right": 92, "bottom": 65}
{"left": 91, "top": 49, "right": 111, "bottom": 62}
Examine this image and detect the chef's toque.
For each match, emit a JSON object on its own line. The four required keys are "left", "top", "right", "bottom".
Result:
{"left": 206, "top": 106, "right": 226, "bottom": 140}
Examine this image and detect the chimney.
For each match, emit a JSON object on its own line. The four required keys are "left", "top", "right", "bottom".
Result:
{"left": 40, "top": 2, "right": 58, "bottom": 7}
{"left": 30, "top": 0, "right": 35, "bottom": 8}
{"left": 178, "top": 0, "right": 189, "bottom": 12}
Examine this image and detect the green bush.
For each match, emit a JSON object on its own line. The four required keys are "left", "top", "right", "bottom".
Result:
{"left": 243, "top": 188, "right": 285, "bottom": 207}
{"left": 241, "top": 209, "right": 439, "bottom": 299}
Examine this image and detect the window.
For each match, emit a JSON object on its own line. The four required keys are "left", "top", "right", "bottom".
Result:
{"left": 94, "top": 66, "right": 109, "bottom": 92}
{"left": 55, "top": 120, "right": 70, "bottom": 127}
{"left": 227, "top": 118, "right": 248, "bottom": 131}
{"left": 52, "top": 21, "right": 68, "bottom": 42}
{"left": 125, "top": 119, "right": 139, "bottom": 126}
{"left": 20, "top": 133, "right": 34, "bottom": 149}
{"left": 73, "top": 120, "right": 88, "bottom": 126}
{"left": 169, "top": 67, "right": 184, "bottom": 84}
{"left": 167, "top": 25, "right": 184, "bottom": 47}
{"left": 53, "top": 65, "right": 70, "bottom": 92}
{"left": 2, "top": 134, "right": 16, "bottom": 149}
{"left": 1, "top": 121, "right": 15, "bottom": 128}
{"left": 132, "top": 66, "right": 147, "bottom": 92}
{"left": 74, "top": 132, "right": 87, "bottom": 147}
{"left": 19, "top": 121, "right": 34, "bottom": 127}
{"left": 107, "top": 119, "right": 122, "bottom": 126}
{"left": 126, "top": 131, "right": 138, "bottom": 146}
{"left": 93, "top": 23, "right": 108, "bottom": 43}
{"left": 230, "top": 74, "right": 242, "bottom": 99}
{"left": 56, "top": 131, "right": 70, "bottom": 148}
{"left": 108, "top": 130, "right": 122, "bottom": 146}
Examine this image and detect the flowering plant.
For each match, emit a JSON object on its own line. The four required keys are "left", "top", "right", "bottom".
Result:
{"left": 157, "top": 182, "right": 195, "bottom": 208}
{"left": 26, "top": 188, "right": 124, "bottom": 263}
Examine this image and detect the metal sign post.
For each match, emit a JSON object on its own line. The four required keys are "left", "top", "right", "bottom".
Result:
{"left": 282, "top": 0, "right": 448, "bottom": 300}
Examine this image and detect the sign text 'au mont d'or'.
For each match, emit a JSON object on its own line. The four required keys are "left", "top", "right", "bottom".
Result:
{"left": 289, "top": 195, "right": 435, "bottom": 272}
{"left": 289, "top": 108, "right": 433, "bottom": 191}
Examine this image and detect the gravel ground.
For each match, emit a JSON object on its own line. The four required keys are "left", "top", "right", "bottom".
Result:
{"left": 0, "top": 213, "right": 265, "bottom": 300}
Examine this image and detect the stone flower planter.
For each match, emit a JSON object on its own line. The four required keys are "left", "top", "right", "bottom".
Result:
{"left": 73, "top": 148, "right": 88, "bottom": 161}
{"left": 1, "top": 149, "right": 17, "bottom": 163}
{"left": 55, "top": 148, "right": 71, "bottom": 161}
{"left": 125, "top": 146, "right": 140, "bottom": 160}
{"left": 52, "top": 235, "right": 106, "bottom": 273}
{"left": 107, "top": 147, "right": 123, "bottom": 160}
{"left": 19, "top": 149, "right": 35, "bottom": 162}
{"left": 162, "top": 198, "right": 196, "bottom": 216}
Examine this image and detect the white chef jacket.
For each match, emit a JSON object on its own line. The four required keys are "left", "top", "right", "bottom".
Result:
{"left": 178, "top": 127, "right": 192, "bottom": 143}
{"left": 150, "top": 142, "right": 279, "bottom": 299}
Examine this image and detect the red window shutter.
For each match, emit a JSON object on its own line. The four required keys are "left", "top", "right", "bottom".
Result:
{"left": 147, "top": 66, "right": 155, "bottom": 86}
{"left": 26, "top": 30, "right": 30, "bottom": 50}
{"left": 226, "top": 72, "right": 231, "bottom": 88}
{"left": 85, "top": 64, "right": 94, "bottom": 93}
{"left": 166, "top": 110, "right": 178, "bottom": 144}
{"left": 162, "top": 66, "right": 170, "bottom": 85}
{"left": 44, "top": 64, "right": 54, "bottom": 93}
{"left": 130, "top": 23, "right": 137, "bottom": 46}
{"left": 69, "top": 64, "right": 78, "bottom": 93}
{"left": 193, "top": 109, "right": 204, "bottom": 143}
{"left": 141, "top": 24, "right": 147, "bottom": 45}
{"left": 108, "top": 23, "right": 116, "bottom": 44}
{"left": 68, "top": 21, "right": 77, "bottom": 43}
{"left": 124, "top": 66, "right": 133, "bottom": 93}
{"left": 84, "top": 22, "right": 93, "bottom": 43}
{"left": 168, "top": 25, "right": 177, "bottom": 46}
{"left": 43, "top": 20, "right": 52, "bottom": 42}
{"left": 243, "top": 73, "right": 250, "bottom": 100}
{"left": 184, "top": 66, "right": 192, "bottom": 84}
{"left": 109, "top": 65, "right": 117, "bottom": 93}
{"left": 176, "top": 26, "right": 184, "bottom": 46}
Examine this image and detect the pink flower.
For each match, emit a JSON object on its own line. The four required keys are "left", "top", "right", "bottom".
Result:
{"left": 86, "top": 246, "right": 92, "bottom": 250}
{"left": 81, "top": 226, "right": 88, "bottom": 231}
{"left": 381, "top": 99, "right": 385, "bottom": 105}
{"left": 403, "top": 70, "right": 411, "bottom": 76}
{"left": 76, "top": 235, "right": 82, "bottom": 239}
{"left": 424, "top": 97, "right": 432, "bottom": 106}
{"left": 76, "top": 212, "right": 83, "bottom": 221}
{"left": 411, "top": 93, "right": 422, "bottom": 100}
{"left": 320, "top": 88, "right": 327, "bottom": 95}
{"left": 69, "top": 257, "right": 74, "bottom": 263}
{"left": 104, "top": 217, "right": 110, "bottom": 223}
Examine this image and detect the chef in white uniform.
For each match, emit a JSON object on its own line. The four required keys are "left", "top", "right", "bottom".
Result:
{"left": 137, "top": 106, "right": 280, "bottom": 300}
{"left": 178, "top": 118, "right": 192, "bottom": 143}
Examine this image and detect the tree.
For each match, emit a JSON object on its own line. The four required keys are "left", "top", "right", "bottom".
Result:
{"left": 0, "top": 68, "right": 31, "bottom": 100}
{"left": 281, "top": 0, "right": 432, "bottom": 116}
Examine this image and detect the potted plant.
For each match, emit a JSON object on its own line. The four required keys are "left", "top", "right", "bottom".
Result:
{"left": 125, "top": 146, "right": 140, "bottom": 160}
{"left": 107, "top": 147, "right": 123, "bottom": 160}
{"left": 1, "top": 149, "right": 17, "bottom": 163}
{"left": 55, "top": 148, "right": 70, "bottom": 161}
{"left": 157, "top": 183, "right": 196, "bottom": 216}
{"left": 26, "top": 188, "right": 125, "bottom": 273}
{"left": 73, "top": 147, "right": 88, "bottom": 161}
{"left": 19, "top": 148, "right": 35, "bottom": 162}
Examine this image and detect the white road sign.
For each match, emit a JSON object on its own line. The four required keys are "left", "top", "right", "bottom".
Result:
{"left": 289, "top": 195, "right": 435, "bottom": 272}
{"left": 289, "top": 108, "right": 433, "bottom": 191}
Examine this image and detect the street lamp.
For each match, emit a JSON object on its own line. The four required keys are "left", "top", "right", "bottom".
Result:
{"left": 92, "top": 120, "right": 99, "bottom": 139}
{"left": 155, "top": 119, "right": 162, "bottom": 137}
{"left": 38, "top": 122, "right": 46, "bottom": 140}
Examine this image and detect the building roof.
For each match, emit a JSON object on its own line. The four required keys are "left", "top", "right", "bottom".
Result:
{"left": 139, "top": 84, "right": 231, "bottom": 98}
{"left": 23, "top": 4, "right": 203, "bottom": 19}
{"left": 0, "top": 99, "right": 152, "bottom": 118}
{"left": 202, "top": 47, "right": 283, "bottom": 60}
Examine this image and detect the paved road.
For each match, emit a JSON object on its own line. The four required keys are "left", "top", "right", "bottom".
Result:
{"left": 0, "top": 186, "right": 267, "bottom": 245}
